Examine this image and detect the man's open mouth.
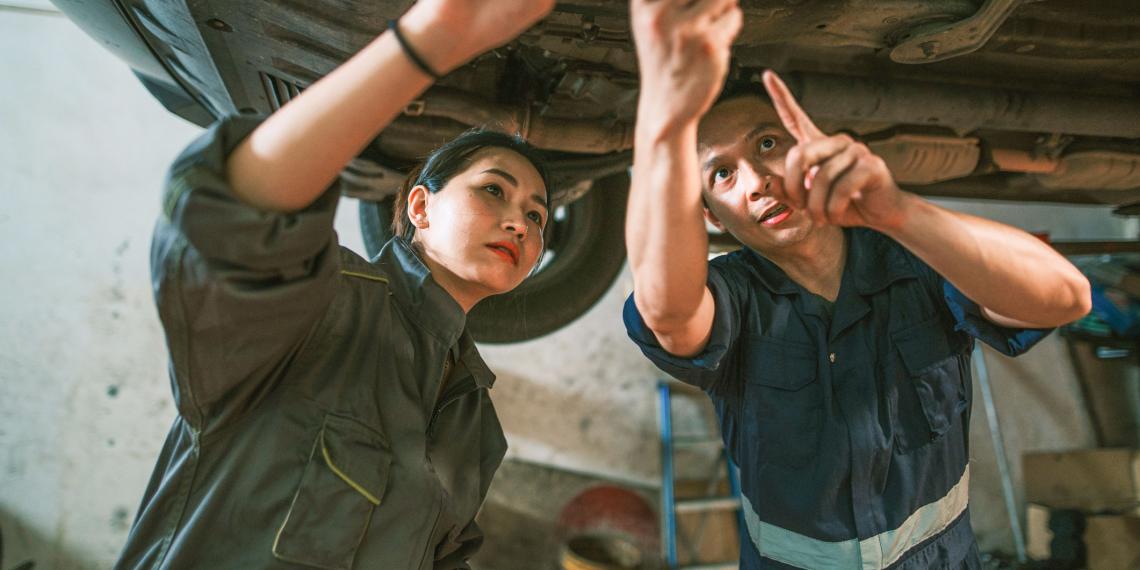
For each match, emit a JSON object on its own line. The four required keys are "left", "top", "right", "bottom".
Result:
{"left": 758, "top": 203, "right": 790, "bottom": 224}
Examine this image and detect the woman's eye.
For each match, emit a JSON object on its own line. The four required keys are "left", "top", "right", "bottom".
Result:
{"left": 483, "top": 184, "right": 503, "bottom": 197}
{"left": 528, "top": 212, "right": 543, "bottom": 225}
{"left": 759, "top": 136, "right": 777, "bottom": 151}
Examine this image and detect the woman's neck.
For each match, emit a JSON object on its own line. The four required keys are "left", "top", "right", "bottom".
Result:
{"left": 411, "top": 240, "right": 484, "bottom": 313}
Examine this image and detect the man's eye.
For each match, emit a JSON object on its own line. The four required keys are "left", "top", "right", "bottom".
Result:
{"left": 713, "top": 167, "right": 732, "bottom": 183}
{"left": 759, "top": 136, "right": 777, "bottom": 151}
{"left": 483, "top": 184, "right": 503, "bottom": 197}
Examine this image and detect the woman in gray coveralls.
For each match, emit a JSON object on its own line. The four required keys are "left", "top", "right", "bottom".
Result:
{"left": 114, "top": 1, "right": 557, "bottom": 568}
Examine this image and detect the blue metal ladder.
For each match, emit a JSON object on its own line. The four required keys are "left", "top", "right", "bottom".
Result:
{"left": 658, "top": 380, "right": 743, "bottom": 570}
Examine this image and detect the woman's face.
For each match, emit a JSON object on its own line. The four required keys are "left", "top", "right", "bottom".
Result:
{"left": 409, "top": 147, "right": 548, "bottom": 310}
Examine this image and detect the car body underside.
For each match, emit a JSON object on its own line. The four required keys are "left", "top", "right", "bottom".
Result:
{"left": 54, "top": 0, "right": 1140, "bottom": 340}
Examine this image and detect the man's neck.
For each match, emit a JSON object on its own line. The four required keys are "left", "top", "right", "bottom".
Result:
{"left": 764, "top": 226, "right": 846, "bottom": 302}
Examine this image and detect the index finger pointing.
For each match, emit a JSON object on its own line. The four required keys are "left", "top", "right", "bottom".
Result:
{"left": 762, "top": 70, "right": 825, "bottom": 143}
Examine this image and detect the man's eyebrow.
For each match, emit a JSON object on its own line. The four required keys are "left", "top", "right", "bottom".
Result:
{"left": 482, "top": 168, "right": 518, "bottom": 187}
{"left": 745, "top": 123, "right": 780, "bottom": 141}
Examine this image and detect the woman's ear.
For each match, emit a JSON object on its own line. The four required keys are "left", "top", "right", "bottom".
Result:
{"left": 407, "top": 184, "right": 430, "bottom": 229}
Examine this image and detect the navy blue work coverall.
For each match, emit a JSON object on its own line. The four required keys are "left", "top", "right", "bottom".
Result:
{"left": 624, "top": 228, "right": 1049, "bottom": 569}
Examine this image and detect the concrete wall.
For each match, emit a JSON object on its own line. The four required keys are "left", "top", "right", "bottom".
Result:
{"left": 1, "top": 7, "right": 193, "bottom": 567}
{"left": 1, "top": 6, "right": 1135, "bottom": 568}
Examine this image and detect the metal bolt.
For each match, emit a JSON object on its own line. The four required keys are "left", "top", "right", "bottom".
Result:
{"left": 920, "top": 41, "right": 940, "bottom": 58}
{"left": 403, "top": 100, "right": 426, "bottom": 117}
{"left": 207, "top": 18, "right": 233, "bottom": 32}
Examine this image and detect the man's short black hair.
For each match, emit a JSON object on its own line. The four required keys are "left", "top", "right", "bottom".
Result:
{"left": 714, "top": 77, "right": 774, "bottom": 108}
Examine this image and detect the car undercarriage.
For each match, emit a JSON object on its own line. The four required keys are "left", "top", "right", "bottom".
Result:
{"left": 54, "top": 0, "right": 1140, "bottom": 341}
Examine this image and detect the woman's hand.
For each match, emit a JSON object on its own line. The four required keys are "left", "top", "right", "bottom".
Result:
{"left": 631, "top": 0, "right": 743, "bottom": 140}
{"left": 400, "top": 0, "right": 556, "bottom": 76}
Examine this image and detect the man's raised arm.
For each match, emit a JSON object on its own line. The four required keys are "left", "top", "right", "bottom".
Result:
{"left": 759, "top": 71, "right": 1091, "bottom": 329}
{"left": 626, "top": 0, "right": 742, "bottom": 357}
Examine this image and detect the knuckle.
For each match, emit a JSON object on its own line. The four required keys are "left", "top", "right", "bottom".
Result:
{"left": 787, "top": 145, "right": 802, "bottom": 162}
{"left": 799, "top": 145, "right": 816, "bottom": 163}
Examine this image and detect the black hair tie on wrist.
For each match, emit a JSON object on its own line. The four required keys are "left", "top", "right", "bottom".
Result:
{"left": 388, "top": 19, "right": 442, "bottom": 81}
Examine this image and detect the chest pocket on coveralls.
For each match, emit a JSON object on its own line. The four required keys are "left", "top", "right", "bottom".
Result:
{"left": 274, "top": 413, "right": 393, "bottom": 569}
{"left": 888, "top": 317, "right": 967, "bottom": 452}
{"left": 745, "top": 337, "right": 823, "bottom": 467}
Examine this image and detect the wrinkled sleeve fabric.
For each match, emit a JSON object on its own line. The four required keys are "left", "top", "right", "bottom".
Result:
{"left": 907, "top": 254, "right": 1052, "bottom": 357}
{"left": 151, "top": 115, "right": 341, "bottom": 429}
{"left": 623, "top": 261, "right": 744, "bottom": 391}
{"left": 433, "top": 519, "right": 483, "bottom": 570}
{"left": 941, "top": 282, "right": 1052, "bottom": 356}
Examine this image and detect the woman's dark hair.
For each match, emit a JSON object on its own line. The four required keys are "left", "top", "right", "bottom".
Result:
{"left": 392, "top": 130, "right": 551, "bottom": 240}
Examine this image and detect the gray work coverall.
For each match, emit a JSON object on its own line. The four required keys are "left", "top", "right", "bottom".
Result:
{"left": 115, "top": 116, "right": 507, "bottom": 569}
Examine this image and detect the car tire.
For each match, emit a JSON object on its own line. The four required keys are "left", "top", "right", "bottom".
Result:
{"left": 357, "top": 172, "right": 629, "bottom": 343}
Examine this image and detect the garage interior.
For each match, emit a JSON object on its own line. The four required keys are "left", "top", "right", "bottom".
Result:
{"left": 2, "top": 1, "right": 1140, "bottom": 569}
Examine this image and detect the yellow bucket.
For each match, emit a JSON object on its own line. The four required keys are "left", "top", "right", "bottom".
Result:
{"left": 560, "top": 533, "right": 643, "bottom": 570}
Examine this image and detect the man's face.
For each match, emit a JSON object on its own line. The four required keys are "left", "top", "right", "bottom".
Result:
{"left": 697, "top": 96, "right": 819, "bottom": 253}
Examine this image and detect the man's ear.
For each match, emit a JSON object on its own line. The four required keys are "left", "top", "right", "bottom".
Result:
{"left": 704, "top": 207, "right": 725, "bottom": 232}
{"left": 407, "top": 184, "right": 430, "bottom": 229}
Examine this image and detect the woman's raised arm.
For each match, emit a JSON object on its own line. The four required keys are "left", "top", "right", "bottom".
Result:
{"left": 226, "top": 0, "right": 554, "bottom": 212}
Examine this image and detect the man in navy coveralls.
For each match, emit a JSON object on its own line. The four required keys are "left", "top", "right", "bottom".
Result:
{"left": 622, "top": 1, "right": 1092, "bottom": 567}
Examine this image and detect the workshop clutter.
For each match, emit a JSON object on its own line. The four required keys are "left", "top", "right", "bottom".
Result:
{"left": 1022, "top": 449, "right": 1140, "bottom": 569}
{"left": 1065, "top": 255, "right": 1140, "bottom": 448}
{"left": 1027, "top": 255, "right": 1140, "bottom": 569}
{"left": 1065, "top": 336, "right": 1140, "bottom": 448}
{"left": 1070, "top": 254, "right": 1140, "bottom": 341}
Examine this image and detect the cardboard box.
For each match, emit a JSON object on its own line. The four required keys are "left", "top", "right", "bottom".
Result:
{"left": 1084, "top": 515, "right": 1140, "bottom": 570}
{"left": 1024, "top": 504, "right": 1089, "bottom": 565}
{"left": 1026, "top": 504, "right": 1054, "bottom": 561}
{"left": 1023, "top": 448, "right": 1140, "bottom": 513}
